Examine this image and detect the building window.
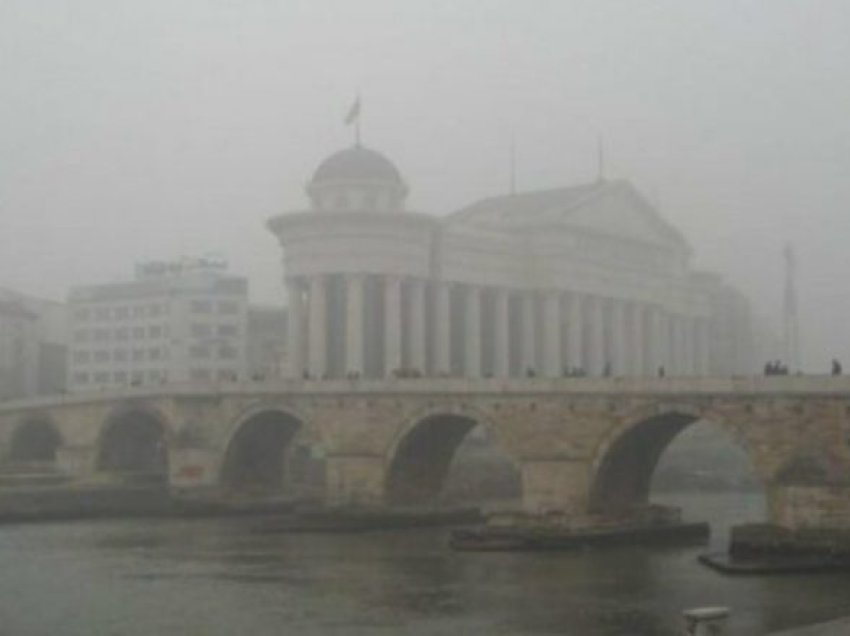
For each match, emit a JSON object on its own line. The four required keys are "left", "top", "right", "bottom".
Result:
{"left": 148, "top": 370, "right": 162, "bottom": 382}
{"left": 132, "top": 306, "right": 145, "bottom": 318}
{"left": 191, "top": 324, "right": 212, "bottom": 337}
{"left": 218, "top": 301, "right": 239, "bottom": 315}
{"left": 73, "top": 329, "right": 90, "bottom": 343}
{"left": 113, "top": 371, "right": 127, "bottom": 384}
{"left": 130, "top": 371, "right": 143, "bottom": 385}
{"left": 149, "top": 305, "right": 162, "bottom": 317}
{"left": 114, "top": 349, "right": 127, "bottom": 362}
{"left": 149, "top": 348, "right": 161, "bottom": 361}
{"left": 191, "top": 300, "right": 212, "bottom": 314}
{"left": 133, "top": 327, "right": 145, "bottom": 339}
{"left": 73, "top": 308, "right": 90, "bottom": 321}
{"left": 132, "top": 349, "right": 145, "bottom": 362}
{"left": 94, "top": 350, "right": 109, "bottom": 363}
{"left": 218, "top": 344, "right": 238, "bottom": 360}
{"left": 191, "top": 369, "right": 211, "bottom": 381}
{"left": 190, "top": 345, "right": 210, "bottom": 359}
{"left": 115, "top": 327, "right": 129, "bottom": 341}
{"left": 93, "top": 372, "right": 109, "bottom": 383}
{"left": 95, "top": 308, "right": 110, "bottom": 321}
{"left": 93, "top": 328, "right": 110, "bottom": 342}
{"left": 115, "top": 307, "right": 129, "bottom": 320}
{"left": 148, "top": 325, "right": 162, "bottom": 338}
{"left": 73, "top": 372, "right": 89, "bottom": 384}
{"left": 72, "top": 350, "right": 90, "bottom": 363}
{"left": 217, "top": 324, "right": 237, "bottom": 337}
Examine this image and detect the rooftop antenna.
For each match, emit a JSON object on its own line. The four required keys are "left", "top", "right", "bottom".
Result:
{"left": 783, "top": 243, "right": 801, "bottom": 371}
{"left": 509, "top": 135, "right": 517, "bottom": 195}
{"left": 344, "top": 94, "right": 362, "bottom": 146}
{"left": 596, "top": 133, "right": 606, "bottom": 182}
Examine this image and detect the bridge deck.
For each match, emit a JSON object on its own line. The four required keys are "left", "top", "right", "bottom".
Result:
{"left": 2, "top": 375, "right": 849, "bottom": 412}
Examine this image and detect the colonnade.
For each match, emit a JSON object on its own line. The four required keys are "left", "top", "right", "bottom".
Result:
{"left": 286, "top": 275, "right": 711, "bottom": 380}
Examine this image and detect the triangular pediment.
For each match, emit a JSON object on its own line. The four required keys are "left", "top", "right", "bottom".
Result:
{"left": 447, "top": 180, "right": 688, "bottom": 250}
{"left": 555, "top": 182, "right": 686, "bottom": 247}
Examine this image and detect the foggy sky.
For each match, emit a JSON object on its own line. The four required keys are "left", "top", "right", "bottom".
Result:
{"left": 2, "top": 0, "right": 849, "bottom": 369}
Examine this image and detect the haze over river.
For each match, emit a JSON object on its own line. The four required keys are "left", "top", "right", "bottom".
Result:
{"left": 0, "top": 493, "right": 848, "bottom": 636}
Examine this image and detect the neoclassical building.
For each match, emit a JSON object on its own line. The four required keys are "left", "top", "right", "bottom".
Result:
{"left": 268, "top": 144, "right": 753, "bottom": 380}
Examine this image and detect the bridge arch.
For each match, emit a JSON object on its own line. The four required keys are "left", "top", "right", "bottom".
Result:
{"left": 384, "top": 404, "right": 519, "bottom": 507}
{"left": 219, "top": 404, "right": 314, "bottom": 493}
{"left": 96, "top": 405, "right": 171, "bottom": 476}
{"left": 588, "top": 405, "right": 763, "bottom": 517}
{"left": 9, "top": 415, "right": 63, "bottom": 463}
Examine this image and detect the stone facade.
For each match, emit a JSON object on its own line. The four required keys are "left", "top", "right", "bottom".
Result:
{"left": 268, "top": 145, "right": 755, "bottom": 382}
{"left": 1, "top": 376, "right": 848, "bottom": 529}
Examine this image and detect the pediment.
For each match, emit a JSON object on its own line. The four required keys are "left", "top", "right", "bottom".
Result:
{"left": 556, "top": 184, "right": 685, "bottom": 247}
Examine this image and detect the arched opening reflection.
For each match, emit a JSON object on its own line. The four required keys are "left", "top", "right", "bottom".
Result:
{"left": 387, "top": 414, "right": 519, "bottom": 508}
{"left": 591, "top": 415, "right": 764, "bottom": 542}
{"left": 97, "top": 410, "right": 168, "bottom": 479}
{"left": 10, "top": 418, "right": 62, "bottom": 464}
{"left": 220, "top": 410, "right": 319, "bottom": 496}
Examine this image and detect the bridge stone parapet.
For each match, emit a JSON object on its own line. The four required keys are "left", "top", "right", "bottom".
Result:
{"left": 0, "top": 376, "right": 848, "bottom": 529}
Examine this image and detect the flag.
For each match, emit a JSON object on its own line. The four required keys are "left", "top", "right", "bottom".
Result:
{"left": 344, "top": 97, "right": 361, "bottom": 125}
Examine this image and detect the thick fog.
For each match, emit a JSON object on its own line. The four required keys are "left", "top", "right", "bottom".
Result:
{"left": 1, "top": 0, "right": 849, "bottom": 369}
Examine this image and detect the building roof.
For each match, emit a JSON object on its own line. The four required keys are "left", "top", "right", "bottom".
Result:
{"left": 446, "top": 179, "right": 688, "bottom": 248}
{"left": 311, "top": 145, "right": 403, "bottom": 184}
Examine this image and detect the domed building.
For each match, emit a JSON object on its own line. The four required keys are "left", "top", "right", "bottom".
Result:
{"left": 267, "top": 144, "right": 753, "bottom": 380}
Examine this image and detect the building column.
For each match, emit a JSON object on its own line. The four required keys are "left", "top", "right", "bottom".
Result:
{"left": 307, "top": 275, "right": 327, "bottom": 378}
{"left": 655, "top": 309, "right": 671, "bottom": 375}
{"left": 628, "top": 302, "right": 646, "bottom": 376}
{"left": 409, "top": 279, "right": 426, "bottom": 374}
{"left": 433, "top": 282, "right": 451, "bottom": 375}
{"left": 384, "top": 275, "right": 402, "bottom": 376}
{"left": 345, "top": 274, "right": 364, "bottom": 376}
{"left": 672, "top": 314, "right": 687, "bottom": 375}
{"left": 695, "top": 317, "right": 710, "bottom": 376}
{"left": 520, "top": 291, "right": 537, "bottom": 375}
{"left": 587, "top": 295, "right": 605, "bottom": 376}
{"left": 683, "top": 316, "right": 696, "bottom": 375}
{"left": 610, "top": 300, "right": 626, "bottom": 376}
{"left": 285, "top": 278, "right": 304, "bottom": 379}
{"left": 542, "top": 291, "right": 562, "bottom": 377}
{"left": 493, "top": 288, "right": 510, "bottom": 378}
{"left": 645, "top": 306, "right": 660, "bottom": 375}
{"left": 566, "top": 292, "right": 583, "bottom": 373}
{"left": 464, "top": 286, "right": 482, "bottom": 378}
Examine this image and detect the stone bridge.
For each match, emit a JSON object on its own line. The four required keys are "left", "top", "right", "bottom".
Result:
{"left": 1, "top": 376, "right": 849, "bottom": 529}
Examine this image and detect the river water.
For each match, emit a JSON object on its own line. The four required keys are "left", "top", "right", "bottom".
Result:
{"left": 0, "top": 493, "right": 848, "bottom": 636}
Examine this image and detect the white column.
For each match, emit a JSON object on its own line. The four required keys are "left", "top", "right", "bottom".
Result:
{"left": 695, "top": 317, "right": 710, "bottom": 376}
{"left": 542, "top": 291, "right": 562, "bottom": 377}
{"left": 409, "top": 279, "right": 426, "bottom": 374}
{"left": 672, "top": 315, "right": 687, "bottom": 375}
{"left": 345, "top": 274, "right": 364, "bottom": 375}
{"left": 629, "top": 303, "right": 645, "bottom": 376}
{"left": 307, "top": 275, "right": 327, "bottom": 379}
{"left": 493, "top": 288, "right": 510, "bottom": 378}
{"left": 566, "top": 292, "right": 583, "bottom": 373}
{"left": 464, "top": 286, "right": 482, "bottom": 378}
{"left": 384, "top": 275, "right": 402, "bottom": 376}
{"left": 285, "top": 278, "right": 304, "bottom": 379}
{"left": 655, "top": 309, "right": 671, "bottom": 376}
{"left": 433, "top": 282, "right": 451, "bottom": 375}
{"left": 520, "top": 291, "right": 537, "bottom": 375}
{"left": 610, "top": 300, "right": 626, "bottom": 376}
{"left": 587, "top": 295, "right": 605, "bottom": 376}
{"left": 683, "top": 316, "right": 696, "bottom": 375}
{"left": 645, "top": 306, "right": 660, "bottom": 375}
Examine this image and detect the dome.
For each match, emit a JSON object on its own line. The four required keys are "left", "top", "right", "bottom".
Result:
{"left": 311, "top": 145, "right": 403, "bottom": 185}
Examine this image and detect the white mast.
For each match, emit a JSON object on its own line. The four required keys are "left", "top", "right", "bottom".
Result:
{"left": 783, "top": 243, "right": 801, "bottom": 371}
